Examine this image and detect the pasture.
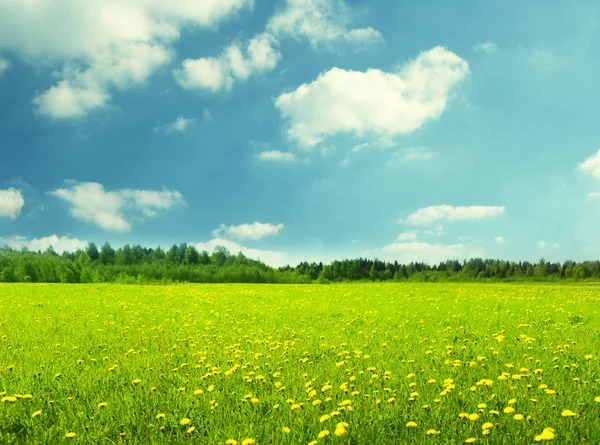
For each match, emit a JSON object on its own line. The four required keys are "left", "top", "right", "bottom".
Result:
{"left": 1, "top": 283, "right": 599, "bottom": 444}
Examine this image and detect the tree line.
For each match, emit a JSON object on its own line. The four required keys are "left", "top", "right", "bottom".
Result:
{"left": 1, "top": 241, "right": 600, "bottom": 284}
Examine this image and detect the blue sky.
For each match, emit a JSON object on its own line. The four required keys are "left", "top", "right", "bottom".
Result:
{"left": 1, "top": 0, "right": 600, "bottom": 267}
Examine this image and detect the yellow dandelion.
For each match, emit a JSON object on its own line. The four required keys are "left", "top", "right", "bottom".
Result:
{"left": 468, "top": 414, "right": 479, "bottom": 421}
{"left": 465, "top": 439, "right": 476, "bottom": 444}
{"left": 65, "top": 432, "right": 76, "bottom": 439}
{"left": 561, "top": 410, "right": 576, "bottom": 417}
{"left": 534, "top": 427, "right": 555, "bottom": 441}
{"left": 180, "top": 418, "right": 191, "bottom": 426}
{"left": 226, "top": 440, "right": 238, "bottom": 445}
{"left": 406, "top": 421, "right": 417, "bottom": 428}
{"left": 426, "top": 429, "right": 441, "bottom": 436}
{"left": 514, "top": 414, "right": 524, "bottom": 421}
{"left": 595, "top": 396, "right": 600, "bottom": 403}
{"left": 186, "top": 426, "right": 195, "bottom": 434}
{"left": 32, "top": 410, "right": 42, "bottom": 418}
{"left": 132, "top": 379, "right": 141, "bottom": 385}
{"left": 503, "top": 407, "right": 515, "bottom": 414}
{"left": 320, "top": 414, "right": 331, "bottom": 422}
{"left": 318, "top": 430, "right": 330, "bottom": 438}
{"left": 97, "top": 402, "right": 107, "bottom": 408}
{"left": 334, "top": 427, "right": 347, "bottom": 437}
{"left": 282, "top": 427, "right": 290, "bottom": 434}
{"left": 1, "top": 396, "right": 17, "bottom": 403}
{"left": 241, "top": 439, "right": 255, "bottom": 445}
{"left": 482, "top": 422, "right": 493, "bottom": 429}
{"left": 156, "top": 413, "right": 166, "bottom": 419}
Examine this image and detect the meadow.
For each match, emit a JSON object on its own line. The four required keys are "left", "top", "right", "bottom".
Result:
{"left": 1, "top": 283, "right": 599, "bottom": 444}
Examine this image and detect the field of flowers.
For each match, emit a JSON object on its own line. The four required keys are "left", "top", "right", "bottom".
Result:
{"left": 1, "top": 283, "right": 599, "bottom": 444}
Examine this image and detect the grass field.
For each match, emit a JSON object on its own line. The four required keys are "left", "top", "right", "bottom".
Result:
{"left": 1, "top": 283, "right": 599, "bottom": 444}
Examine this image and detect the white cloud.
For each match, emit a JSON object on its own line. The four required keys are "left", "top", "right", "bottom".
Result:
{"left": 212, "top": 222, "right": 284, "bottom": 241}
{"left": 0, "top": 234, "right": 87, "bottom": 254}
{"left": 365, "top": 241, "right": 481, "bottom": 265}
{"left": 0, "top": 0, "right": 253, "bottom": 118}
{"left": 495, "top": 236, "right": 505, "bottom": 243}
{"left": 530, "top": 48, "right": 561, "bottom": 71}
{"left": 48, "top": 181, "right": 184, "bottom": 231}
{"left": 588, "top": 191, "right": 600, "bottom": 198}
{"left": 192, "top": 238, "right": 288, "bottom": 267}
{"left": 387, "top": 147, "right": 437, "bottom": 166}
{"left": 537, "top": 240, "right": 560, "bottom": 249}
{"left": 396, "top": 230, "right": 419, "bottom": 242}
{"left": 0, "top": 57, "right": 10, "bottom": 76}
{"left": 472, "top": 42, "right": 498, "bottom": 54}
{"left": 0, "top": 188, "right": 24, "bottom": 220}
{"left": 174, "top": 33, "right": 280, "bottom": 93}
{"left": 350, "top": 137, "right": 396, "bottom": 153}
{"left": 275, "top": 46, "right": 469, "bottom": 147}
{"left": 267, "top": 0, "right": 382, "bottom": 47}
{"left": 579, "top": 149, "right": 600, "bottom": 178}
{"left": 155, "top": 116, "right": 196, "bottom": 133}
{"left": 257, "top": 150, "right": 296, "bottom": 162}
{"left": 404, "top": 205, "right": 505, "bottom": 226}
{"left": 423, "top": 225, "right": 444, "bottom": 235}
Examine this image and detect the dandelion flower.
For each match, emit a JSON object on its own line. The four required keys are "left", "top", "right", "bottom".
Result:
{"left": 186, "top": 426, "right": 195, "bottom": 434}
{"left": 503, "top": 407, "right": 515, "bottom": 414}
{"left": 241, "top": 439, "right": 255, "bottom": 445}
{"left": 65, "top": 432, "right": 76, "bottom": 439}
{"left": 156, "top": 413, "right": 166, "bottom": 419}
{"left": 180, "top": 418, "right": 191, "bottom": 426}
{"left": 406, "top": 421, "right": 417, "bottom": 428}
{"left": 318, "top": 430, "right": 330, "bottom": 438}
{"left": 320, "top": 414, "right": 331, "bottom": 423}
{"left": 534, "top": 427, "right": 555, "bottom": 441}
{"left": 282, "top": 426, "right": 290, "bottom": 433}
{"left": 561, "top": 410, "right": 576, "bottom": 417}
{"left": 132, "top": 379, "right": 141, "bottom": 385}
{"left": 32, "top": 410, "right": 42, "bottom": 418}
{"left": 98, "top": 402, "right": 107, "bottom": 408}
{"left": 514, "top": 414, "right": 524, "bottom": 421}
{"left": 595, "top": 396, "right": 600, "bottom": 403}
{"left": 426, "top": 429, "right": 441, "bottom": 435}
{"left": 1, "top": 396, "right": 17, "bottom": 403}
{"left": 468, "top": 414, "right": 479, "bottom": 421}
{"left": 465, "top": 439, "right": 476, "bottom": 443}
{"left": 225, "top": 440, "right": 238, "bottom": 445}
{"left": 482, "top": 422, "right": 493, "bottom": 429}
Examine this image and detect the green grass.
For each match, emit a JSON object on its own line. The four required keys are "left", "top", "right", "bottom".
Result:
{"left": 1, "top": 283, "right": 599, "bottom": 444}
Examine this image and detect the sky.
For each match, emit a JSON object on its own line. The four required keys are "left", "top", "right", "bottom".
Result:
{"left": 1, "top": 0, "right": 600, "bottom": 267}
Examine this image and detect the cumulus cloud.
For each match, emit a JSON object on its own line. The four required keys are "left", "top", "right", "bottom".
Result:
{"left": 404, "top": 205, "right": 505, "bottom": 226}
{"left": 495, "top": 236, "right": 505, "bottom": 243}
{"left": 537, "top": 240, "right": 559, "bottom": 249}
{"left": 267, "top": 0, "right": 382, "bottom": 47}
{"left": 174, "top": 33, "right": 280, "bottom": 93}
{"left": 472, "top": 42, "right": 498, "bottom": 54}
{"left": 579, "top": 149, "right": 600, "bottom": 178}
{"left": 48, "top": 181, "right": 185, "bottom": 231}
{"left": 0, "top": 234, "right": 87, "bottom": 253}
{"left": 0, "top": 0, "right": 253, "bottom": 118}
{"left": 364, "top": 241, "right": 481, "bottom": 265}
{"left": 256, "top": 150, "right": 296, "bottom": 162}
{"left": 192, "top": 238, "right": 288, "bottom": 267}
{"left": 588, "top": 191, "right": 600, "bottom": 198}
{"left": 0, "top": 188, "right": 25, "bottom": 220}
{"left": 155, "top": 116, "right": 196, "bottom": 133}
{"left": 275, "top": 46, "right": 469, "bottom": 147}
{"left": 396, "top": 230, "right": 418, "bottom": 242}
{"left": 212, "top": 222, "right": 284, "bottom": 241}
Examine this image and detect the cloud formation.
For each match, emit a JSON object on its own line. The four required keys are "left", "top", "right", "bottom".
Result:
{"left": 472, "top": 42, "right": 498, "bottom": 54}
{"left": 212, "top": 222, "right": 284, "bottom": 241}
{"left": 192, "top": 238, "right": 288, "bottom": 267}
{"left": 275, "top": 46, "right": 469, "bottom": 147}
{"left": 0, "top": 188, "right": 24, "bottom": 220}
{"left": 256, "top": 151, "right": 296, "bottom": 162}
{"left": 155, "top": 116, "right": 196, "bottom": 133}
{"left": 48, "top": 181, "right": 185, "bottom": 231}
{"left": 174, "top": 33, "right": 281, "bottom": 93}
{"left": 267, "top": 0, "right": 382, "bottom": 48}
{"left": 365, "top": 241, "right": 482, "bottom": 265}
{"left": 0, "top": 234, "right": 87, "bottom": 253}
{"left": 0, "top": 0, "right": 254, "bottom": 118}
{"left": 580, "top": 149, "right": 600, "bottom": 178}
{"left": 404, "top": 205, "right": 505, "bottom": 226}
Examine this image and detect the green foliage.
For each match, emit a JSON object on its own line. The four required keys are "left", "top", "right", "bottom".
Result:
{"left": 1, "top": 242, "right": 600, "bottom": 283}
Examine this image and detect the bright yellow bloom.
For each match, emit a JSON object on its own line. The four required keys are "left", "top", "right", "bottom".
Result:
{"left": 186, "top": 426, "right": 195, "bottom": 434}
{"left": 180, "top": 418, "right": 191, "bottom": 426}
{"left": 561, "top": 410, "right": 576, "bottom": 417}
{"left": 241, "top": 439, "right": 255, "bottom": 445}
{"left": 131, "top": 379, "right": 141, "bottom": 385}
{"left": 32, "top": 410, "right": 42, "bottom": 418}
{"left": 334, "top": 427, "right": 347, "bottom": 437}
{"left": 282, "top": 427, "right": 290, "bottom": 433}
{"left": 514, "top": 414, "right": 524, "bottom": 421}
{"left": 468, "top": 414, "right": 479, "bottom": 421}
{"left": 465, "top": 439, "right": 476, "bottom": 444}
{"left": 595, "top": 396, "right": 600, "bottom": 403}
{"left": 98, "top": 402, "right": 107, "bottom": 408}
{"left": 1, "top": 396, "right": 17, "bottom": 403}
{"left": 65, "top": 432, "right": 76, "bottom": 439}
{"left": 503, "top": 407, "right": 515, "bottom": 414}
{"left": 482, "top": 422, "right": 493, "bottom": 429}
{"left": 320, "top": 414, "right": 331, "bottom": 422}
{"left": 406, "top": 421, "right": 417, "bottom": 428}
{"left": 534, "top": 427, "right": 555, "bottom": 441}
{"left": 156, "top": 413, "right": 166, "bottom": 419}
{"left": 426, "top": 429, "right": 440, "bottom": 435}
{"left": 318, "top": 430, "right": 330, "bottom": 438}
{"left": 225, "top": 440, "right": 238, "bottom": 445}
